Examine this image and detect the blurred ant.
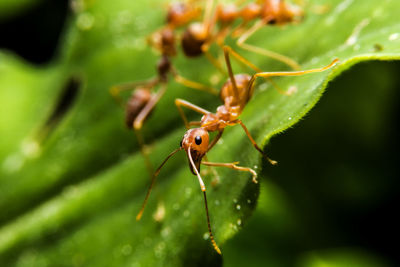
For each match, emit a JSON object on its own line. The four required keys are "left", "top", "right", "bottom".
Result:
{"left": 136, "top": 45, "right": 339, "bottom": 254}
{"left": 180, "top": 0, "right": 304, "bottom": 71}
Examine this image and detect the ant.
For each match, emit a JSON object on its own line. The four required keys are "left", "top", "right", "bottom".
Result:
{"left": 181, "top": 0, "right": 304, "bottom": 71}
{"left": 136, "top": 44, "right": 339, "bottom": 254}
{"left": 111, "top": 0, "right": 218, "bottom": 175}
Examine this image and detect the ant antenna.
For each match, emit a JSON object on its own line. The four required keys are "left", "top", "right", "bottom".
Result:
{"left": 188, "top": 146, "right": 222, "bottom": 254}
{"left": 136, "top": 147, "right": 183, "bottom": 221}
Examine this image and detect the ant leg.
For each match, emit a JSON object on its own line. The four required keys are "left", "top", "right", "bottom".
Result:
{"left": 110, "top": 78, "right": 158, "bottom": 107}
{"left": 208, "top": 130, "right": 224, "bottom": 151}
{"left": 223, "top": 45, "right": 296, "bottom": 96}
{"left": 236, "top": 20, "right": 301, "bottom": 70}
{"left": 133, "top": 84, "right": 168, "bottom": 175}
{"left": 247, "top": 58, "right": 339, "bottom": 92}
{"left": 171, "top": 69, "right": 218, "bottom": 95}
{"left": 175, "top": 98, "right": 211, "bottom": 128}
{"left": 233, "top": 119, "right": 278, "bottom": 165}
{"left": 201, "top": 44, "right": 226, "bottom": 75}
{"left": 136, "top": 147, "right": 182, "bottom": 221}
{"left": 187, "top": 147, "right": 221, "bottom": 255}
{"left": 202, "top": 161, "right": 258, "bottom": 184}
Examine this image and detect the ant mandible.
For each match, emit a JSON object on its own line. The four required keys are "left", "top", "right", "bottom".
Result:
{"left": 136, "top": 44, "right": 339, "bottom": 254}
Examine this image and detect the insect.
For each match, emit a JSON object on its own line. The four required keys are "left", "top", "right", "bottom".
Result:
{"left": 179, "top": 0, "right": 304, "bottom": 71}
{"left": 111, "top": 0, "right": 218, "bottom": 175}
{"left": 136, "top": 44, "right": 339, "bottom": 254}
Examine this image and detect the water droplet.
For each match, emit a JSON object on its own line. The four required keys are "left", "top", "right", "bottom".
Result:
{"left": 210, "top": 73, "right": 221, "bottom": 85}
{"left": 389, "top": 33, "right": 399, "bottom": 41}
{"left": 154, "top": 242, "right": 166, "bottom": 258}
{"left": 203, "top": 232, "right": 210, "bottom": 240}
{"left": 21, "top": 140, "right": 40, "bottom": 157}
{"left": 183, "top": 210, "right": 190, "bottom": 217}
{"left": 253, "top": 165, "right": 258, "bottom": 169}
{"left": 76, "top": 12, "right": 95, "bottom": 31}
{"left": 2, "top": 153, "right": 24, "bottom": 173}
{"left": 215, "top": 200, "right": 220, "bottom": 206}
{"left": 121, "top": 244, "right": 132, "bottom": 256}
{"left": 233, "top": 198, "right": 238, "bottom": 203}
{"left": 237, "top": 219, "right": 242, "bottom": 226}
{"left": 288, "top": 117, "right": 292, "bottom": 121}
{"left": 247, "top": 199, "right": 251, "bottom": 204}
{"left": 161, "top": 227, "right": 171, "bottom": 238}
{"left": 236, "top": 204, "right": 241, "bottom": 210}
{"left": 185, "top": 187, "right": 192, "bottom": 196}
{"left": 259, "top": 83, "right": 268, "bottom": 92}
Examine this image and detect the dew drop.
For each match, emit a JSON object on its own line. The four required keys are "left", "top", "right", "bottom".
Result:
{"left": 76, "top": 12, "right": 95, "bottom": 31}
{"left": 161, "top": 227, "right": 171, "bottom": 238}
{"left": 233, "top": 198, "right": 238, "bottom": 204}
{"left": 154, "top": 242, "right": 166, "bottom": 258}
{"left": 237, "top": 219, "right": 242, "bottom": 226}
{"left": 215, "top": 200, "right": 220, "bottom": 206}
{"left": 236, "top": 204, "right": 241, "bottom": 210}
{"left": 183, "top": 210, "right": 190, "bottom": 217}
{"left": 247, "top": 199, "right": 252, "bottom": 204}
{"left": 203, "top": 232, "right": 210, "bottom": 240}
{"left": 389, "top": 33, "right": 399, "bottom": 41}
{"left": 185, "top": 187, "right": 192, "bottom": 196}
{"left": 121, "top": 244, "right": 132, "bottom": 256}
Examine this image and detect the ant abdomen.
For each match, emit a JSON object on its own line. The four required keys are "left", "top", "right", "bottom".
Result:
{"left": 181, "top": 23, "right": 208, "bottom": 57}
{"left": 125, "top": 88, "right": 152, "bottom": 128}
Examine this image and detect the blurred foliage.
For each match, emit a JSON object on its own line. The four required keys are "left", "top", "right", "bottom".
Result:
{"left": 0, "top": 0, "right": 399, "bottom": 266}
{"left": 0, "top": 0, "right": 43, "bottom": 22}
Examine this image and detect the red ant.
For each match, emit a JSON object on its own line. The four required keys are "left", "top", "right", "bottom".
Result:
{"left": 181, "top": 0, "right": 304, "bottom": 71}
{"left": 136, "top": 45, "right": 339, "bottom": 254}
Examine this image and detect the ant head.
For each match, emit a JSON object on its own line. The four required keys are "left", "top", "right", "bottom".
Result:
{"left": 180, "top": 128, "right": 209, "bottom": 174}
{"left": 181, "top": 22, "right": 207, "bottom": 57}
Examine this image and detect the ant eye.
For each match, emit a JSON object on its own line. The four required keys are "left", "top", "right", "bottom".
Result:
{"left": 195, "top": 136, "right": 202, "bottom": 145}
{"left": 180, "top": 140, "right": 183, "bottom": 147}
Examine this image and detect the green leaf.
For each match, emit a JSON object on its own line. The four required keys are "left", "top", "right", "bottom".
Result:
{"left": 0, "top": 0, "right": 399, "bottom": 266}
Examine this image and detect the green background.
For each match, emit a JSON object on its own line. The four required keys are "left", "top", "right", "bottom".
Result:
{"left": 0, "top": 0, "right": 399, "bottom": 266}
